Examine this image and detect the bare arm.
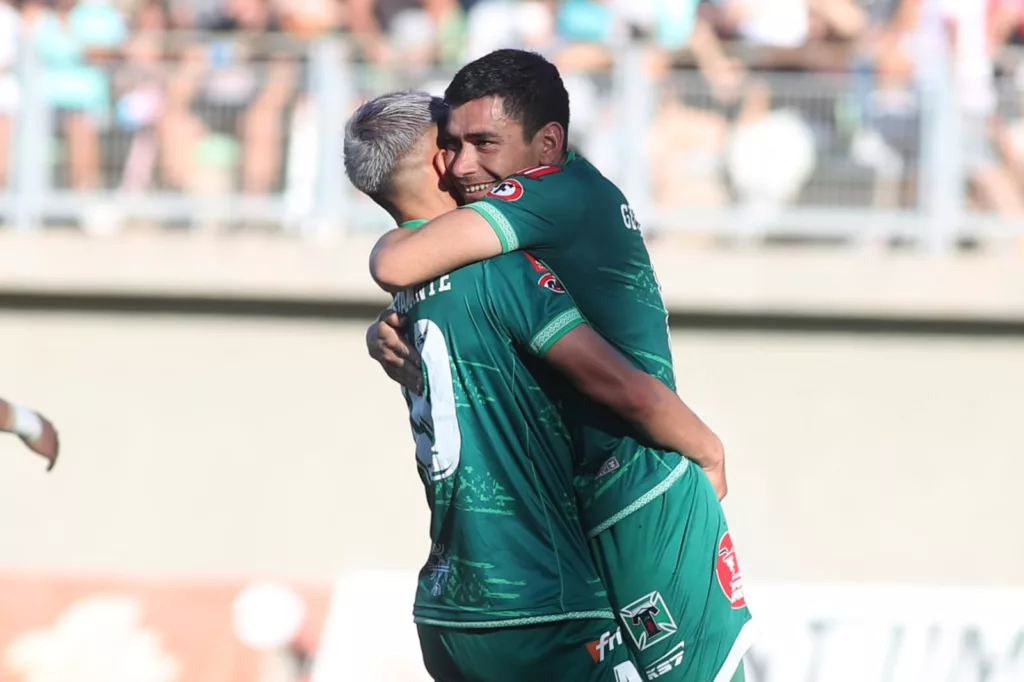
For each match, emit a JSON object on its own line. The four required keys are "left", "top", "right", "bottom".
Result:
{"left": 369, "top": 210, "right": 502, "bottom": 293}
{"left": 544, "top": 326, "right": 727, "bottom": 498}
{"left": 0, "top": 397, "right": 59, "bottom": 470}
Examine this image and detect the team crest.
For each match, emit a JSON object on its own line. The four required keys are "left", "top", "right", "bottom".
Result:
{"left": 522, "top": 252, "right": 565, "bottom": 292}
{"left": 538, "top": 273, "right": 565, "bottom": 293}
{"left": 619, "top": 591, "right": 677, "bottom": 650}
{"left": 488, "top": 179, "right": 524, "bottom": 201}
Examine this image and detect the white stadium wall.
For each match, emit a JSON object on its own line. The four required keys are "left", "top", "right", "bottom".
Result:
{"left": 1, "top": 312, "right": 1022, "bottom": 586}
{"left": 3, "top": 312, "right": 1024, "bottom": 682}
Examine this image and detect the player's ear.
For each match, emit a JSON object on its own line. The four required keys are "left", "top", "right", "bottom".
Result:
{"left": 434, "top": 149, "right": 453, "bottom": 194}
{"left": 535, "top": 122, "right": 565, "bottom": 166}
{"left": 433, "top": 148, "right": 449, "bottom": 180}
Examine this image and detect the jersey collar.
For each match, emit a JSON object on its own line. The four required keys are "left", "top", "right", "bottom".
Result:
{"left": 399, "top": 219, "right": 429, "bottom": 230}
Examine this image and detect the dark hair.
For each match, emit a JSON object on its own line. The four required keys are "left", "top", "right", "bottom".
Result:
{"left": 444, "top": 49, "right": 570, "bottom": 152}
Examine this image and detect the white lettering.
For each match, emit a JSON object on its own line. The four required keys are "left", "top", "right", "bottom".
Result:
{"left": 389, "top": 276, "right": 454, "bottom": 315}
{"left": 620, "top": 204, "right": 641, "bottom": 232}
{"left": 746, "top": 623, "right": 1024, "bottom": 682}
{"left": 645, "top": 643, "right": 686, "bottom": 679}
{"left": 598, "top": 629, "right": 622, "bottom": 662}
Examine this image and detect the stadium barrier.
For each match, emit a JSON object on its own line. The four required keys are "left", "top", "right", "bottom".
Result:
{"left": 0, "top": 571, "right": 330, "bottom": 682}
{"left": 3, "top": 229, "right": 1024, "bottom": 323}
{"left": 1, "top": 35, "right": 1024, "bottom": 249}
{"left": 311, "top": 570, "right": 1024, "bottom": 682}
{"left": 1, "top": 572, "right": 1022, "bottom": 681}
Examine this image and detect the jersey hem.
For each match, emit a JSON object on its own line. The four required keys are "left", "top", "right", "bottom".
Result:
{"left": 413, "top": 610, "right": 616, "bottom": 629}
{"left": 712, "top": 618, "right": 757, "bottom": 682}
{"left": 530, "top": 309, "right": 584, "bottom": 355}
{"left": 585, "top": 458, "right": 690, "bottom": 538}
{"left": 463, "top": 202, "right": 519, "bottom": 252}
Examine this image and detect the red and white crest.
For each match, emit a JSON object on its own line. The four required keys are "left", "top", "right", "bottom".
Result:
{"left": 538, "top": 273, "right": 566, "bottom": 293}
{"left": 521, "top": 253, "right": 565, "bottom": 293}
{"left": 715, "top": 531, "right": 746, "bottom": 609}
{"left": 487, "top": 179, "right": 524, "bottom": 202}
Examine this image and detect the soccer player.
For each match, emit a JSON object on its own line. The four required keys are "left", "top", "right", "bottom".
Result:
{"left": 367, "top": 51, "right": 754, "bottom": 681}
{"left": 346, "top": 91, "right": 741, "bottom": 682}
{"left": 0, "top": 398, "right": 59, "bottom": 470}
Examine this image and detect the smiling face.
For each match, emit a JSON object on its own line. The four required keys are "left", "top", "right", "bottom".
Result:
{"left": 442, "top": 95, "right": 557, "bottom": 203}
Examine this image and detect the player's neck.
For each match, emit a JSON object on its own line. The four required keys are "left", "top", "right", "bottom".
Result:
{"left": 392, "top": 195, "right": 458, "bottom": 226}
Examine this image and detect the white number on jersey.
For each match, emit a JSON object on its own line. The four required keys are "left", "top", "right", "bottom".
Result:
{"left": 621, "top": 204, "right": 641, "bottom": 232}
{"left": 403, "top": 319, "right": 462, "bottom": 481}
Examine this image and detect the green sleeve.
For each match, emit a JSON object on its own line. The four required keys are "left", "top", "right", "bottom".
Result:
{"left": 484, "top": 253, "right": 585, "bottom": 356}
{"left": 461, "top": 167, "right": 580, "bottom": 253}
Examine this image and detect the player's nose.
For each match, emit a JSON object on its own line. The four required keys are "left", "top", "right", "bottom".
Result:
{"left": 449, "top": 147, "right": 478, "bottom": 179}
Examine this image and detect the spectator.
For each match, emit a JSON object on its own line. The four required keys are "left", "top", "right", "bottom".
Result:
{"left": 809, "top": 0, "right": 869, "bottom": 42}
{"left": 201, "top": 0, "right": 280, "bottom": 31}
{"left": 0, "top": 0, "right": 19, "bottom": 190}
{"left": 712, "top": 0, "right": 810, "bottom": 49}
{"left": 987, "top": 1, "right": 1024, "bottom": 206}
{"left": 115, "top": 0, "right": 168, "bottom": 193}
{"left": 726, "top": 81, "right": 817, "bottom": 237}
{"left": 239, "top": 55, "right": 297, "bottom": 199}
{"left": 183, "top": 0, "right": 297, "bottom": 204}
{"left": 25, "top": 0, "right": 127, "bottom": 190}
{"left": 848, "top": 0, "right": 918, "bottom": 206}
{"left": 915, "top": 0, "right": 1023, "bottom": 214}
{"left": 273, "top": 0, "right": 340, "bottom": 37}
{"left": 157, "top": 44, "right": 206, "bottom": 194}
{"left": 348, "top": 0, "right": 425, "bottom": 65}
{"left": 464, "top": 0, "right": 553, "bottom": 62}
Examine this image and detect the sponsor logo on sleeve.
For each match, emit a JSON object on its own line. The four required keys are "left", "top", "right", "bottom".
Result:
{"left": 585, "top": 627, "right": 622, "bottom": 663}
{"left": 715, "top": 531, "right": 746, "bottom": 609}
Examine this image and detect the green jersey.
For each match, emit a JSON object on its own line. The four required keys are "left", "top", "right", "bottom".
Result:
{"left": 463, "top": 154, "right": 688, "bottom": 537}
{"left": 392, "top": 234, "right": 614, "bottom": 628}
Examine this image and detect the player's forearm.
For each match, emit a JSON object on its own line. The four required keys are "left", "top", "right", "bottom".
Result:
{"left": 369, "top": 229, "right": 416, "bottom": 293}
{"left": 626, "top": 376, "right": 725, "bottom": 469}
{"left": 369, "top": 210, "right": 504, "bottom": 292}
{"left": 546, "top": 326, "right": 725, "bottom": 467}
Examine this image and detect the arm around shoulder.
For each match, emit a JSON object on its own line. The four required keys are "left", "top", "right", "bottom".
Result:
{"left": 544, "top": 326, "right": 727, "bottom": 496}
{"left": 369, "top": 210, "right": 504, "bottom": 292}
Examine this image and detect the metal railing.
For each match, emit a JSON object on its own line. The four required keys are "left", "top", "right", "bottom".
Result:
{"left": 1, "top": 34, "right": 1023, "bottom": 250}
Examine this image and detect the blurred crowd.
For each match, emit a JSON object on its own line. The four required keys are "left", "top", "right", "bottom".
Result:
{"left": 3, "top": 0, "right": 1024, "bottom": 230}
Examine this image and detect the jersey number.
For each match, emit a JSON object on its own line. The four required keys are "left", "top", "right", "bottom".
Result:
{"left": 404, "top": 319, "right": 462, "bottom": 481}
{"left": 621, "top": 204, "right": 641, "bottom": 232}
